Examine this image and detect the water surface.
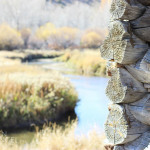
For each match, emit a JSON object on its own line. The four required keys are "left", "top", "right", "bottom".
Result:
{"left": 65, "top": 74, "right": 109, "bottom": 134}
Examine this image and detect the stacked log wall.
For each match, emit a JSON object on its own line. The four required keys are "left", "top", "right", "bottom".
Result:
{"left": 100, "top": 0, "right": 150, "bottom": 149}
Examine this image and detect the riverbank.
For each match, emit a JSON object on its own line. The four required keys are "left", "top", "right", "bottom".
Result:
{"left": 55, "top": 49, "right": 107, "bottom": 76}
{"left": 0, "top": 64, "right": 78, "bottom": 129}
{"left": 0, "top": 49, "right": 107, "bottom": 77}
{"left": 0, "top": 121, "right": 105, "bottom": 150}
{"left": 0, "top": 49, "right": 63, "bottom": 65}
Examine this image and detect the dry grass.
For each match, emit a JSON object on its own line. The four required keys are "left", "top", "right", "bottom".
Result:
{"left": 0, "top": 65, "right": 78, "bottom": 129}
{"left": 0, "top": 121, "right": 105, "bottom": 150}
{"left": 56, "top": 49, "right": 107, "bottom": 76}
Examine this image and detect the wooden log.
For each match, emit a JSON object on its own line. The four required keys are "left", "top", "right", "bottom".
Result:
{"left": 110, "top": 0, "right": 145, "bottom": 21}
{"left": 131, "top": 7, "right": 150, "bottom": 42}
{"left": 125, "top": 49, "right": 150, "bottom": 83}
{"left": 106, "top": 67, "right": 147, "bottom": 103}
{"left": 114, "top": 131, "right": 150, "bottom": 150}
{"left": 128, "top": 94, "right": 150, "bottom": 125}
{"left": 100, "top": 21, "right": 148, "bottom": 64}
{"left": 105, "top": 104, "right": 150, "bottom": 145}
{"left": 137, "top": 0, "right": 150, "bottom": 6}
{"left": 144, "top": 84, "right": 150, "bottom": 89}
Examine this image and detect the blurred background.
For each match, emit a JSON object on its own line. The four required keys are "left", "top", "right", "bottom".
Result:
{"left": 0, "top": 0, "right": 111, "bottom": 149}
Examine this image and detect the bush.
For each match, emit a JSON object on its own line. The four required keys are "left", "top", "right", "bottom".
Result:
{"left": 0, "top": 24, "right": 23, "bottom": 50}
{"left": 56, "top": 49, "right": 106, "bottom": 76}
{"left": 36, "top": 23, "right": 79, "bottom": 49}
{"left": 28, "top": 35, "right": 44, "bottom": 49}
{"left": 0, "top": 66, "right": 78, "bottom": 129}
{"left": 81, "top": 31, "right": 103, "bottom": 48}
{"left": 48, "top": 27, "right": 80, "bottom": 49}
{"left": 20, "top": 28, "right": 31, "bottom": 49}
{"left": 36, "top": 23, "right": 57, "bottom": 41}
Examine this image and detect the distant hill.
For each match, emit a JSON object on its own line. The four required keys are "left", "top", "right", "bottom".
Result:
{"left": 47, "top": 0, "right": 101, "bottom": 5}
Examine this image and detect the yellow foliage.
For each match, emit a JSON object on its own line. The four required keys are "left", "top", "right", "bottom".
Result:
{"left": 36, "top": 23, "right": 57, "bottom": 40}
{"left": 48, "top": 27, "right": 79, "bottom": 49}
{"left": 57, "top": 49, "right": 106, "bottom": 76}
{"left": 81, "top": 31, "right": 103, "bottom": 48}
{"left": 58, "top": 27, "right": 78, "bottom": 40}
{"left": 0, "top": 23, "right": 23, "bottom": 49}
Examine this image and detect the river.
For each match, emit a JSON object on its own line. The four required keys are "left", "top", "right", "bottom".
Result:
{"left": 7, "top": 59, "right": 109, "bottom": 142}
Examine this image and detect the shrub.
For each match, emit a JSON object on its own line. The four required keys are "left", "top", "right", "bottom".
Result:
{"left": 48, "top": 27, "right": 80, "bottom": 49}
{"left": 36, "top": 23, "right": 57, "bottom": 41}
{"left": 81, "top": 31, "right": 103, "bottom": 48}
{"left": 20, "top": 28, "right": 31, "bottom": 49}
{"left": 0, "top": 67, "right": 78, "bottom": 129}
{"left": 28, "top": 35, "right": 44, "bottom": 49}
{"left": 56, "top": 49, "right": 106, "bottom": 76}
{"left": 0, "top": 24, "right": 23, "bottom": 50}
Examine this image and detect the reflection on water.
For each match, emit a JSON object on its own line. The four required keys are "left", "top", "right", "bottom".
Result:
{"left": 65, "top": 75, "right": 109, "bottom": 134}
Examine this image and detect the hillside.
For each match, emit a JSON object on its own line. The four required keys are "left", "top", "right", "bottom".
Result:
{"left": 47, "top": 0, "right": 101, "bottom": 5}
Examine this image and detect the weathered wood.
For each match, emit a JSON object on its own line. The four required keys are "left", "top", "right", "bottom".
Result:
{"left": 129, "top": 94, "right": 150, "bottom": 125}
{"left": 126, "top": 65, "right": 150, "bottom": 83}
{"left": 144, "top": 84, "right": 150, "bottom": 89}
{"left": 114, "top": 131, "right": 150, "bottom": 150}
{"left": 100, "top": 21, "right": 148, "bottom": 64}
{"left": 137, "top": 0, "right": 150, "bottom": 6}
{"left": 106, "top": 67, "right": 147, "bottom": 103}
{"left": 102, "top": 0, "right": 150, "bottom": 148}
{"left": 131, "top": 7, "right": 150, "bottom": 42}
{"left": 125, "top": 49, "right": 150, "bottom": 83}
{"left": 105, "top": 104, "right": 150, "bottom": 145}
{"left": 110, "top": 0, "right": 145, "bottom": 21}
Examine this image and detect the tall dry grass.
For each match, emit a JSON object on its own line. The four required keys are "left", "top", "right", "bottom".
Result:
{"left": 0, "top": 121, "right": 105, "bottom": 150}
{"left": 0, "top": 65, "right": 78, "bottom": 129}
{"left": 56, "top": 49, "right": 107, "bottom": 76}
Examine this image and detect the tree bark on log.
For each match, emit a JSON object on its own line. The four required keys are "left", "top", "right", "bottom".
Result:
{"left": 100, "top": 21, "right": 148, "bottom": 64}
